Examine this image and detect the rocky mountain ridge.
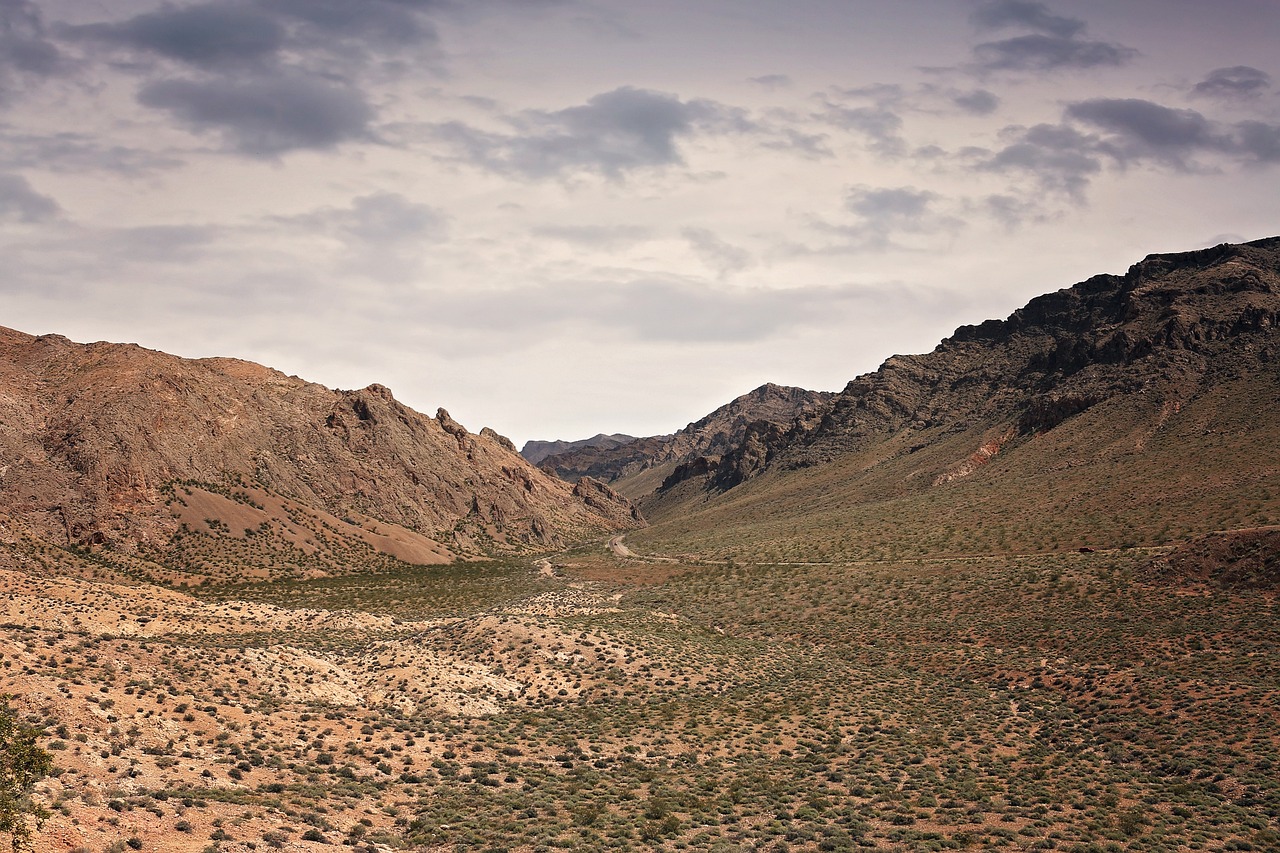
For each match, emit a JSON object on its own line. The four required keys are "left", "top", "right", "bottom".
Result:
{"left": 520, "top": 433, "right": 641, "bottom": 466}
{"left": 0, "top": 327, "right": 641, "bottom": 580}
{"left": 536, "top": 383, "right": 834, "bottom": 498}
{"left": 658, "top": 237, "right": 1280, "bottom": 499}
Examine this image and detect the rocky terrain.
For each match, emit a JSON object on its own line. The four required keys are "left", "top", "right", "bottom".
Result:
{"left": 534, "top": 383, "right": 834, "bottom": 500}
{"left": 519, "top": 434, "right": 641, "bottom": 467}
{"left": 635, "top": 237, "right": 1280, "bottom": 555}
{"left": 3, "top": 237, "right": 1279, "bottom": 853}
{"left": 0, "top": 328, "right": 641, "bottom": 583}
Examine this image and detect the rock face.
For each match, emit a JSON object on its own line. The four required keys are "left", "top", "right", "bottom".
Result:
{"left": 538, "top": 383, "right": 835, "bottom": 497}
{"left": 1148, "top": 528, "right": 1280, "bottom": 590}
{"left": 520, "top": 434, "right": 639, "bottom": 466}
{"left": 677, "top": 237, "right": 1280, "bottom": 491}
{"left": 0, "top": 328, "right": 642, "bottom": 577}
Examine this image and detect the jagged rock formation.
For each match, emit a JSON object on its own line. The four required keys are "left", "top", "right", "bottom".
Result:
{"left": 520, "top": 434, "right": 639, "bottom": 466}
{"left": 633, "top": 237, "right": 1280, "bottom": 557}
{"left": 538, "top": 383, "right": 834, "bottom": 497}
{"left": 687, "top": 237, "right": 1280, "bottom": 490}
{"left": 0, "top": 328, "right": 642, "bottom": 578}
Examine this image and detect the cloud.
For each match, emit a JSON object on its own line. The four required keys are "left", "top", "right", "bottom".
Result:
{"left": 749, "top": 74, "right": 792, "bottom": 89}
{"left": 970, "top": 0, "right": 1084, "bottom": 38}
{"left": 973, "top": 33, "right": 1136, "bottom": 73}
{"left": 816, "top": 89, "right": 906, "bottom": 156}
{"left": 793, "top": 185, "right": 962, "bottom": 254}
{"left": 259, "top": 0, "right": 440, "bottom": 55}
{"left": 68, "top": 3, "right": 286, "bottom": 70}
{"left": 968, "top": 2, "right": 1135, "bottom": 74}
{"left": 0, "top": 173, "right": 59, "bottom": 221}
{"left": 846, "top": 186, "right": 936, "bottom": 222}
{"left": 432, "top": 86, "right": 751, "bottom": 179}
{"left": 682, "top": 227, "right": 752, "bottom": 279}
{"left": 435, "top": 276, "right": 876, "bottom": 346}
{"left": 274, "top": 192, "right": 448, "bottom": 282}
{"left": 952, "top": 89, "right": 1000, "bottom": 115}
{"left": 978, "top": 123, "right": 1107, "bottom": 198}
{"left": 1064, "top": 98, "right": 1219, "bottom": 163}
{"left": 137, "top": 75, "right": 373, "bottom": 158}
{"left": 978, "top": 98, "right": 1280, "bottom": 204}
{"left": 0, "top": 130, "right": 184, "bottom": 175}
{"left": 1191, "top": 66, "right": 1272, "bottom": 102}
{"left": 0, "top": 0, "right": 64, "bottom": 101}
{"left": 288, "top": 191, "right": 448, "bottom": 245}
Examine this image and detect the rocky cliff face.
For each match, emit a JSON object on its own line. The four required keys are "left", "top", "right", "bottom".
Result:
{"left": 520, "top": 434, "right": 640, "bottom": 466}
{"left": 691, "top": 237, "right": 1280, "bottom": 488}
{"left": 538, "top": 383, "right": 834, "bottom": 495}
{"left": 0, "top": 329, "right": 641, "bottom": 577}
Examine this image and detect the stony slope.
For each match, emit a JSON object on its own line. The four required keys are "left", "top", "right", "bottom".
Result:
{"left": 538, "top": 383, "right": 834, "bottom": 498}
{"left": 520, "top": 433, "right": 640, "bottom": 466}
{"left": 634, "top": 237, "right": 1280, "bottom": 558}
{"left": 0, "top": 328, "right": 640, "bottom": 579}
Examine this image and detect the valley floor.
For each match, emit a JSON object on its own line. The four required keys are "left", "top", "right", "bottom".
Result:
{"left": 2, "top": 537, "right": 1279, "bottom": 852}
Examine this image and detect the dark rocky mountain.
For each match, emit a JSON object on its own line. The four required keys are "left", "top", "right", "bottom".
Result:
{"left": 520, "top": 433, "right": 641, "bottom": 466}
{"left": 634, "top": 237, "right": 1280, "bottom": 558}
{"left": 673, "top": 237, "right": 1280, "bottom": 495}
{"left": 535, "top": 383, "right": 834, "bottom": 499}
{"left": 0, "top": 328, "right": 641, "bottom": 581}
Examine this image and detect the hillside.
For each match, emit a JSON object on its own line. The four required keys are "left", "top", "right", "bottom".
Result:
{"left": 4, "top": 238, "right": 1280, "bottom": 853}
{"left": 633, "top": 237, "right": 1280, "bottom": 559}
{"left": 520, "top": 433, "right": 641, "bottom": 466}
{"left": 0, "top": 328, "right": 641, "bottom": 583}
{"left": 537, "top": 383, "right": 834, "bottom": 499}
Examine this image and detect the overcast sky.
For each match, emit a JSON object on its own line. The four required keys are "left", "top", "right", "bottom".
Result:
{"left": 2, "top": 0, "right": 1278, "bottom": 445}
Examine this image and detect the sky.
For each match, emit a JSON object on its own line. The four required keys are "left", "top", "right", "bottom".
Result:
{"left": 2, "top": 0, "right": 1278, "bottom": 447}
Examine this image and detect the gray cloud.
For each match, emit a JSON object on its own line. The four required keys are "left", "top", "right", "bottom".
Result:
{"left": 138, "top": 75, "right": 373, "bottom": 158}
{"left": 978, "top": 123, "right": 1107, "bottom": 198}
{"left": 68, "top": 3, "right": 285, "bottom": 70}
{"left": 0, "top": 130, "right": 184, "bottom": 175}
{"left": 1191, "top": 66, "right": 1272, "bottom": 102}
{"left": 437, "top": 276, "right": 873, "bottom": 346}
{"left": 1065, "top": 98, "right": 1280, "bottom": 167}
{"left": 0, "top": 0, "right": 64, "bottom": 101}
{"left": 974, "top": 33, "right": 1136, "bottom": 73}
{"left": 817, "top": 90, "right": 905, "bottom": 156}
{"left": 978, "top": 97, "right": 1280, "bottom": 205}
{"left": 259, "top": 0, "right": 440, "bottom": 55}
{"left": 793, "top": 185, "right": 962, "bottom": 254}
{"left": 432, "top": 87, "right": 750, "bottom": 179}
{"left": 682, "top": 227, "right": 752, "bottom": 279}
{"left": 275, "top": 192, "right": 448, "bottom": 282}
{"left": 0, "top": 173, "right": 59, "bottom": 221}
{"left": 846, "top": 186, "right": 936, "bottom": 221}
{"left": 286, "top": 191, "right": 447, "bottom": 245}
{"left": 970, "top": 1, "right": 1084, "bottom": 38}
{"left": 749, "top": 74, "right": 792, "bottom": 89}
{"left": 1065, "top": 98, "right": 1219, "bottom": 164}
{"left": 952, "top": 89, "right": 1000, "bottom": 115}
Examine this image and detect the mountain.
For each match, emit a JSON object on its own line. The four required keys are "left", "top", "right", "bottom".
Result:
{"left": 633, "top": 237, "right": 1280, "bottom": 559}
{"left": 537, "top": 383, "right": 834, "bottom": 499}
{"left": 520, "top": 433, "right": 640, "bottom": 465}
{"left": 0, "top": 328, "right": 641, "bottom": 583}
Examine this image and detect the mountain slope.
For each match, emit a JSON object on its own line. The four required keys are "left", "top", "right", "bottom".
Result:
{"left": 538, "top": 383, "right": 834, "bottom": 499}
{"left": 633, "top": 237, "right": 1280, "bottom": 559}
{"left": 520, "top": 433, "right": 640, "bottom": 466}
{"left": 0, "top": 328, "right": 640, "bottom": 581}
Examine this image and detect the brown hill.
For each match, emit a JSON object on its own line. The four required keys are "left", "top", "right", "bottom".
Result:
{"left": 538, "top": 383, "right": 834, "bottom": 500}
{"left": 0, "top": 328, "right": 640, "bottom": 581}
{"left": 633, "top": 237, "right": 1280, "bottom": 559}
{"left": 1147, "top": 527, "right": 1280, "bottom": 590}
{"left": 520, "top": 433, "right": 641, "bottom": 466}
